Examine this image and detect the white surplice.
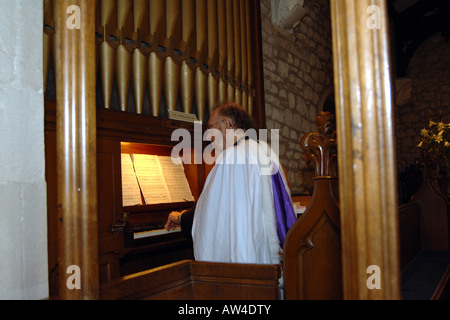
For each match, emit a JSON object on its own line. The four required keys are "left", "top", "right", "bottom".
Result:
{"left": 191, "top": 137, "right": 287, "bottom": 264}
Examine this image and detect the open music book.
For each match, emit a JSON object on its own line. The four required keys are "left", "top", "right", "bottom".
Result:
{"left": 121, "top": 154, "right": 194, "bottom": 206}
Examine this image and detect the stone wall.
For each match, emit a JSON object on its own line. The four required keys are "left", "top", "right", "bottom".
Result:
{"left": 395, "top": 34, "right": 450, "bottom": 200}
{"left": 396, "top": 34, "right": 450, "bottom": 170}
{"left": 260, "top": 0, "right": 334, "bottom": 194}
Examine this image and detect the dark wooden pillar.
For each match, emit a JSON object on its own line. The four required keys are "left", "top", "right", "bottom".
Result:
{"left": 330, "top": 0, "right": 401, "bottom": 299}
{"left": 53, "top": 0, "right": 98, "bottom": 299}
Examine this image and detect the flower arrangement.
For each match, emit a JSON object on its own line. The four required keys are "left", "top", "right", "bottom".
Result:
{"left": 418, "top": 120, "right": 450, "bottom": 175}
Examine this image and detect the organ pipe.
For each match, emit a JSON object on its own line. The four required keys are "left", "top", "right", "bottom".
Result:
{"left": 240, "top": 0, "right": 248, "bottom": 111}
{"left": 116, "top": 0, "right": 133, "bottom": 112}
{"left": 245, "top": 0, "right": 254, "bottom": 115}
{"left": 133, "top": 0, "right": 149, "bottom": 114}
{"left": 233, "top": 0, "right": 242, "bottom": 105}
{"left": 180, "top": 0, "right": 195, "bottom": 114}
{"left": 225, "top": 0, "right": 235, "bottom": 103}
{"left": 207, "top": 0, "right": 219, "bottom": 114}
{"left": 44, "top": 0, "right": 259, "bottom": 120}
{"left": 100, "top": 0, "right": 117, "bottom": 109}
{"left": 148, "top": 0, "right": 165, "bottom": 117}
{"left": 217, "top": 0, "right": 228, "bottom": 103}
{"left": 165, "top": 0, "right": 181, "bottom": 112}
{"left": 195, "top": 0, "right": 207, "bottom": 122}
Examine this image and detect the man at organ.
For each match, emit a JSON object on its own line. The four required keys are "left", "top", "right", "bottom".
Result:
{"left": 165, "top": 102, "right": 296, "bottom": 264}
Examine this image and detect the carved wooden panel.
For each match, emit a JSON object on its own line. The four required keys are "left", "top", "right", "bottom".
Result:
{"left": 283, "top": 112, "right": 342, "bottom": 300}
{"left": 284, "top": 179, "right": 342, "bottom": 300}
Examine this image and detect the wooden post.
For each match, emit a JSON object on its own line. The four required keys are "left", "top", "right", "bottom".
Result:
{"left": 330, "top": 0, "right": 401, "bottom": 299}
{"left": 53, "top": 0, "right": 98, "bottom": 299}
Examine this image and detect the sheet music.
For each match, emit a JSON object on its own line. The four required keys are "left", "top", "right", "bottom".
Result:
{"left": 121, "top": 153, "right": 195, "bottom": 205}
{"left": 121, "top": 154, "right": 143, "bottom": 206}
{"left": 158, "top": 156, "right": 195, "bottom": 202}
{"left": 132, "top": 154, "right": 172, "bottom": 204}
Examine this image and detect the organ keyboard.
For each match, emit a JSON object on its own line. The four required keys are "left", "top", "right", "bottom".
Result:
{"left": 133, "top": 227, "right": 181, "bottom": 239}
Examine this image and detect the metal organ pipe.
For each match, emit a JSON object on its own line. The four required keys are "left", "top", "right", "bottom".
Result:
{"left": 225, "top": 0, "right": 235, "bottom": 103}
{"left": 217, "top": 0, "right": 228, "bottom": 104}
{"left": 148, "top": 0, "right": 165, "bottom": 117}
{"left": 195, "top": 0, "right": 207, "bottom": 122}
{"left": 180, "top": 0, "right": 195, "bottom": 115}
{"left": 133, "top": 0, "right": 149, "bottom": 114}
{"left": 240, "top": 0, "right": 248, "bottom": 111}
{"left": 207, "top": 0, "right": 219, "bottom": 116}
{"left": 45, "top": 0, "right": 258, "bottom": 119}
{"left": 100, "top": 0, "right": 116, "bottom": 109}
{"left": 233, "top": 0, "right": 242, "bottom": 106}
{"left": 165, "top": 0, "right": 181, "bottom": 112}
{"left": 116, "top": 0, "right": 133, "bottom": 112}
{"left": 245, "top": 0, "right": 254, "bottom": 115}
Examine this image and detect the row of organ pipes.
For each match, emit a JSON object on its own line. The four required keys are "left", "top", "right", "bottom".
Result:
{"left": 44, "top": 0, "right": 256, "bottom": 122}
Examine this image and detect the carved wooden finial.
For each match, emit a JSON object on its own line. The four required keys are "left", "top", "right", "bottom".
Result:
{"left": 300, "top": 111, "right": 337, "bottom": 178}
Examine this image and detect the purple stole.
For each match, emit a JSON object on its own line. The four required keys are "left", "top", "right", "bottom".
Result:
{"left": 271, "top": 169, "right": 297, "bottom": 247}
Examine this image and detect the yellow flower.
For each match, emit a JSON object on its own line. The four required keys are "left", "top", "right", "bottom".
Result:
{"left": 418, "top": 120, "right": 449, "bottom": 175}
{"left": 420, "top": 128, "right": 429, "bottom": 137}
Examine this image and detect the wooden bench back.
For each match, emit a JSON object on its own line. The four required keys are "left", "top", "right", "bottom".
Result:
{"left": 283, "top": 112, "right": 342, "bottom": 300}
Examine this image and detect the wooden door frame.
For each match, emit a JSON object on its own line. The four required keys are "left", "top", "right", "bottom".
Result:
{"left": 53, "top": 0, "right": 98, "bottom": 299}
{"left": 330, "top": 0, "right": 401, "bottom": 299}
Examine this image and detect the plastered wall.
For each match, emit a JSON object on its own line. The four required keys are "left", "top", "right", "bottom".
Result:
{"left": 0, "top": 0, "right": 48, "bottom": 299}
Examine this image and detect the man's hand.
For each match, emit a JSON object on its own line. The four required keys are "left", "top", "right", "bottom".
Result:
{"left": 165, "top": 211, "right": 182, "bottom": 231}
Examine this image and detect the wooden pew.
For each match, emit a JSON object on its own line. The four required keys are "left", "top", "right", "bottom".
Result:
{"left": 283, "top": 112, "right": 342, "bottom": 300}
{"left": 100, "top": 260, "right": 280, "bottom": 300}
{"left": 284, "top": 111, "right": 450, "bottom": 300}
{"left": 398, "top": 162, "right": 450, "bottom": 300}
{"left": 283, "top": 178, "right": 341, "bottom": 300}
{"left": 398, "top": 201, "right": 421, "bottom": 270}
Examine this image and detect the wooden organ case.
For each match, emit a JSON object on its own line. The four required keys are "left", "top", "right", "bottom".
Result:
{"left": 44, "top": 0, "right": 265, "bottom": 296}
